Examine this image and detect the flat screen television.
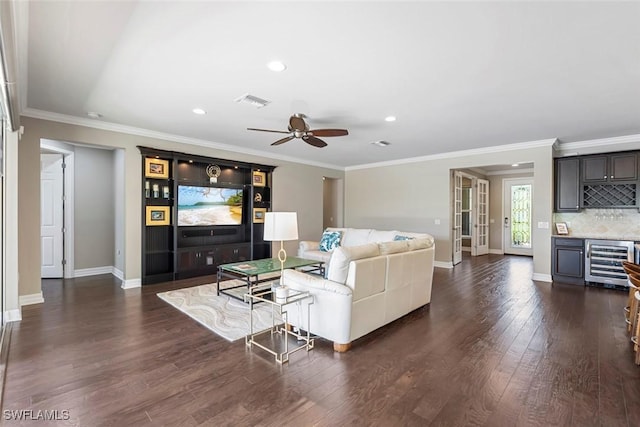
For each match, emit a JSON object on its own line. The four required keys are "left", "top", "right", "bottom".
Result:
{"left": 177, "top": 185, "right": 243, "bottom": 226}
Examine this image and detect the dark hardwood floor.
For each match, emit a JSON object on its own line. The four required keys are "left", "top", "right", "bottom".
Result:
{"left": 3, "top": 255, "right": 640, "bottom": 426}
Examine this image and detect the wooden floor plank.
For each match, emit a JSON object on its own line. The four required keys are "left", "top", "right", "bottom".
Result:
{"left": 2, "top": 255, "right": 639, "bottom": 426}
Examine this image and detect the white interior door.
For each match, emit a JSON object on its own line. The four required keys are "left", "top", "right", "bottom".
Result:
{"left": 453, "top": 171, "right": 462, "bottom": 265}
{"left": 503, "top": 178, "right": 533, "bottom": 256}
{"left": 474, "top": 178, "right": 489, "bottom": 256}
{"left": 41, "top": 153, "right": 64, "bottom": 278}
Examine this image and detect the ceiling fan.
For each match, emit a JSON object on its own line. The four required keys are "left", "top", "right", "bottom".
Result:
{"left": 247, "top": 113, "right": 348, "bottom": 148}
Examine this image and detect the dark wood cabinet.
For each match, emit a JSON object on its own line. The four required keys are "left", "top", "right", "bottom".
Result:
{"left": 582, "top": 153, "right": 637, "bottom": 183}
{"left": 176, "top": 243, "right": 250, "bottom": 279}
{"left": 554, "top": 157, "right": 580, "bottom": 212}
{"left": 552, "top": 237, "right": 584, "bottom": 285}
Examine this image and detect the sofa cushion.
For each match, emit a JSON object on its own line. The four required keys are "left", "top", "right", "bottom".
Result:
{"left": 378, "top": 240, "right": 410, "bottom": 255}
{"left": 368, "top": 230, "right": 397, "bottom": 243}
{"left": 341, "top": 228, "right": 373, "bottom": 247}
{"left": 327, "top": 242, "right": 380, "bottom": 284}
{"left": 408, "top": 236, "right": 435, "bottom": 251}
{"left": 319, "top": 230, "right": 342, "bottom": 252}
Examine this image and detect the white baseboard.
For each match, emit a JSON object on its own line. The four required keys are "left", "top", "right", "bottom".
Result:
{"left": 4, "top": 309, "right": 21, "bottom": 322}
{"left": 532, "top": 273, "right": 552, "bottom": 283}
{"left": 489, "top": 249, "right": 504, "bottom": 255}
{"left": 462, "top": 247, "right": 471, "bottom": 252}
{"left": 19, "top": 292, "right": 44, "bottom": 306}
{"left": 121, "top": 278, "right": 141, "bottom": 289}
{"left": 74, "top": 266, "right": 114, "bottom": 278}
{"left": 112, "top": 267, "right": 125, "bottom": 281}
{"left": 434, "top": 260, "right": 454, "bottom": 269}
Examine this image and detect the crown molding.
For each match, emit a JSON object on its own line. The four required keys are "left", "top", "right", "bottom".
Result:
{"left": 21, "top": 108, "right": 346, "bottom": 171}
{"left": 555, "top": 134, "right": 640, "bottom": 155}
{"left": 484, "top": 168, "right": 534, "bottom": 177}
{"left": 345, "top": 138, "right": 558, "bottom": 171}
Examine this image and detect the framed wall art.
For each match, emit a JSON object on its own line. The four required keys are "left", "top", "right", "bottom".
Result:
{"left": 252, "top": 171, "right": 266, "bottom": 187}
{"left": 253, "top": 207, "right": 266, "bottom": 223}
{"left": 145, "top": 158, "right": 169, "bottom": 179}
{"left": 146, "top": 206, "right": 170, "bottom": 226}
{"left": 555, "top": 222, "right": 568, "bottom": 235}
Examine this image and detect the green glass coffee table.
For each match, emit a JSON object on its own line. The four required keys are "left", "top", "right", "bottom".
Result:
{"left": 216, "top": 257, "right": 324, "bottom": 304}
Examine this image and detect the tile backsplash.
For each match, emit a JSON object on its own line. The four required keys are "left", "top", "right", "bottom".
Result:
{"left": 554, "top": 209, "right": 640, "bottom": 240}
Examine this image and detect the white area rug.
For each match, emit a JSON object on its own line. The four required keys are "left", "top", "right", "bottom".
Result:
{"left": 157, "top": 282, "right": 281, "bottom": 342}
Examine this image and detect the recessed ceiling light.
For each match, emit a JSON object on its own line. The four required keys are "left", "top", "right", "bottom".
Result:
{"left": 192, "top": 108, "right": 206, "bottom": 115}
{"left": 512, "top": 163, "right": 519, "bottom": 167}
{"left": 384, "top": 116, "right": 396, "bottom": 122}
{"left": 371, "top": 140, "right": 391, "bottom": 147}
{"left": 87, "top": 111, "right": 102, "bottom": 119}
{"left": 267, "top": 61, "right": 286, "bottom": 72}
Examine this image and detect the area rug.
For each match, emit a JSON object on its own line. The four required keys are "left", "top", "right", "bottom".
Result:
{"left": 157, "top": 282, "right": 281, "bottom": 342}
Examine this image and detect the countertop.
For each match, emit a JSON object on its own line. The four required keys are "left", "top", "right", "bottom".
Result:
{"left": 552, "top": 234, "right": 640, "bottom": 242}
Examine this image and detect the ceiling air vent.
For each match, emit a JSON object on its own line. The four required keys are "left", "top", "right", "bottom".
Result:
{"left": 234, "top": 93, "right": 271, "bottom": 108}
{"left": 371, "top": 140, "right": 391, "bottom": 147}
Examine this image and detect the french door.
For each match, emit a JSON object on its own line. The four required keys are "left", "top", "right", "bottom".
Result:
{"left": 503, "top": 178, "right": 533, "bottom": 256}
{"left": 473, "top": 178, "right": 489, "bottom": 256}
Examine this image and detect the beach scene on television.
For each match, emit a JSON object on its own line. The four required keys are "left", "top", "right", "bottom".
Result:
{"left": 178, "top": 186, "right": 243, "bottom": 226}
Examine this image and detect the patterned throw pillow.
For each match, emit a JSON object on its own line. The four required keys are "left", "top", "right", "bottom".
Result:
{"left": 319, "top": 230, "right": 342, "bottom": 252}
{"left": 393, "top": 235, "right": 415, "bottom": 241}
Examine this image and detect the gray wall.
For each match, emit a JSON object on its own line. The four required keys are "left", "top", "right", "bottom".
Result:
{"left": 323, "top": 177, "right": 342, "bottom": 229}
{"left": 74, "top": 146, "right": 115, "bottom": 270}
{"left": 113, "top": 149, "right": 125, "bottom": 273}
{"left": 18, "top": 116, "right": 344, "bottom": 296}
{"left": 344, "top": 144, "right": 554, "bottom": 278}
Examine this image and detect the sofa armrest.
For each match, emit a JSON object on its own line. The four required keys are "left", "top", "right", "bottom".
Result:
{"left": 282, "top": 269, "right": 351, "bottom": 295}
{"left": 281, "top": 269, "right": 353, "bottom": 344}
{"left": 299, "top": 240, "right": 320, "bottom": 252}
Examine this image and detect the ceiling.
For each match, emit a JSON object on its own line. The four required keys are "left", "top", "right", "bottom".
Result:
{"left": 18, "top": 1, "right": 640, "bottom": 169}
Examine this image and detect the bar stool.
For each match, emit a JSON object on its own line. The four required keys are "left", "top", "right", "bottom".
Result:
{"left": 622, "top": 262, "right": 640, "bottom": 330}
{"left": 632, "top": 291, "right": 640, "bottom": 365}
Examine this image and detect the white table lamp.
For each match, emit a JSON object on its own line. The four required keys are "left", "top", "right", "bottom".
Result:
{"left": 263, "top": 212, "right": 299, "bottom": 277}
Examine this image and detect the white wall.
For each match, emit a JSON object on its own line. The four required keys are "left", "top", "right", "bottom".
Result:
{"left": 345, "top": 142, "right": 554, "bottom": 280}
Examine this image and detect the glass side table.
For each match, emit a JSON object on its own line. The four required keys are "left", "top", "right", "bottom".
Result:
{"left": 244, "top": 285, "right": 314, "bottom": 364}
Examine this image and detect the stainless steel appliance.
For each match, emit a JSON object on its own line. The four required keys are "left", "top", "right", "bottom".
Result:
{"left": 585, "top": 239, "right": 634, "bottom": 287}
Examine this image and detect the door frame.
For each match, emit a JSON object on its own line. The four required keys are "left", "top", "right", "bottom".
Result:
{"left": 502, "top": 177, "right": 534, "bottom": 256}
{"left": 40, "top": 140, "right": 75, "bottom": 278}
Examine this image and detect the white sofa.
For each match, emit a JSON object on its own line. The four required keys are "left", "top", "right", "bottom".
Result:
{"left": 282, "top": 228, "right": 435, "bottom": 352}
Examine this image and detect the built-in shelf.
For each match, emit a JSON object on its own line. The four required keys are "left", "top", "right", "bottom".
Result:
{"left": 139, "top": 146, "right": 275, "bottom": 285}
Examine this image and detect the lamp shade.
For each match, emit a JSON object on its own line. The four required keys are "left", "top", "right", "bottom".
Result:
{"left": 263, "top": 212, "right": 298, "bottom": 241}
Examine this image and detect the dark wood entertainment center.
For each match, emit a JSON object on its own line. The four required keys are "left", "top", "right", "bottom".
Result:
{"left": 139, "top": 146, "right": 275, "bottom": 285}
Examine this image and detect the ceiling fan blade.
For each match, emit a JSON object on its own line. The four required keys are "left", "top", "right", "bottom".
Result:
{"left": 247, "top": 127, "right": 291, "bottom": 134}
{"left": 303, "top": 135, "right": 328, "bottom": 148}
{"left": 309, "top": 129, "right": 349, "bottom": 137}
{"left": 271, "top": 136, "right": 295, "bottom": 146}
{"left": 289, "top": 115, "right": 307, "bottom": 131}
